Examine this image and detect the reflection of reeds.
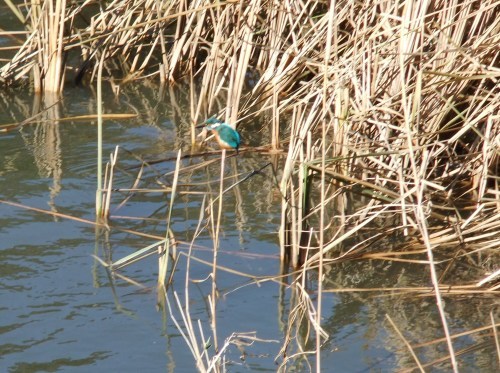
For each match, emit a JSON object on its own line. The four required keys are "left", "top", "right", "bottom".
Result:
{"left": 17, "top": 94, "right": 63, "bottom": 214}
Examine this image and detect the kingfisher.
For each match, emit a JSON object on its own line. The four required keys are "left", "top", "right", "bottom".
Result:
{"left": 204, "top": 117, "right": 241, "bottom": 152}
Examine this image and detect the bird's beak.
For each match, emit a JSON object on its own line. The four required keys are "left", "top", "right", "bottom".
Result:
{"left": 196, "top": 127, "right": 210, "bottom": 141}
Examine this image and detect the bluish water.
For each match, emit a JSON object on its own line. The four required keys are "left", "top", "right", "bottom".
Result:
{"left": 0, "top": 85, "right": 497, "bottom": 373}
{"left": 0, "top": 86, "right": 285, "bottom": 372}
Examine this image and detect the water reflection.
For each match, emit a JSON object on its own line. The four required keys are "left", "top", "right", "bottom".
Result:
{"left": 0, "top": 85, "right": 497, "bottom": 372}
{"left": 22, "top": 94, "right": 63, "bottom": 216}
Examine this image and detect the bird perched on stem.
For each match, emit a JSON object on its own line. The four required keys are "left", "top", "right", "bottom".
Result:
{"left": 204, "top": 117, "right": 241, "bottom": 152}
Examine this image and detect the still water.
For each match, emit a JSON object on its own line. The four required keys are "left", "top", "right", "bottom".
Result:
{"left": 0, "top": 85, "right": 497, "bottom": 372}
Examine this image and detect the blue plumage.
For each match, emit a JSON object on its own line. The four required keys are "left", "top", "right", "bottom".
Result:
{"left": 204, "top": 118, "right": 241, "bottom": 151}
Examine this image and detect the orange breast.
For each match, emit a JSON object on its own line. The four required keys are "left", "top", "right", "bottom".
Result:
{"left": 211, "top": 130, "right": 233, "bottom": 149}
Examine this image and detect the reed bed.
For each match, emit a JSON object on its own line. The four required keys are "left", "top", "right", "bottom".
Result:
{"left": 2, "top": 0, "right": 499, "bottom": 371}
